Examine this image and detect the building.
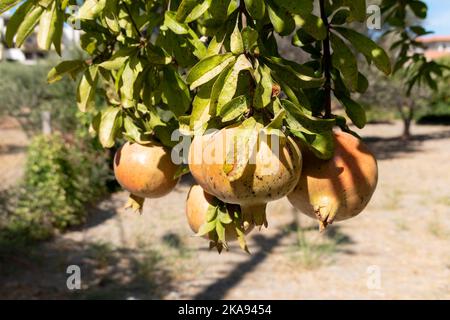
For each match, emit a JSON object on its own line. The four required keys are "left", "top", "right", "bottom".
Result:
{"left": 0, "top": 12, "right": 80, "bottom": 63}
{"left": 416, "top": 35, "right": 450, "bottom": 60}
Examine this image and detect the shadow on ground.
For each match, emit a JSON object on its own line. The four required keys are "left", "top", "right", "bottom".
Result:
{"left": 193, "top": 223, "right": 354, "bottom": 300}
{"left": 0, "top": 238, "right": 174, "bottom": 299}
{"left": 363, "top": 129, "right": 450, "bottom": 160}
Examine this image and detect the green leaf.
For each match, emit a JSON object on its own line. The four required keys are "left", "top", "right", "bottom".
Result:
{"left": 230, "top": 19, "right": 244, "bottom": 55}
{"left": 47, "top": 60, "right": 87, "bottom": 83}
{"left": 206, "top": 204, "right": 218, "bottom": 222}
{"left": 218, "top": 206, "right": 233, "bottom": 224}
{"left": 265, "top": 57, "right": 324, "bottom": 90}
{"left": 409, "top": 1, "right": 427, "bottom": 19}
{"left": 99, "top": 106, "right": 122, "bottom": 148}
{"left": 334, "top": 27, "right": 391, "bottom": 75}
{"left": 282, "top": 99, "right": 335, "bottom": 133}
{"left": 77, "top": 65, "right": 99, "bottom": 112}
{"left": 266, "top": 109, "right": 285, "bottom": 130}
{"left": 5, "top": 1, "right": 33, "bottom": 47}
{"left": 191, "top": 80, "right": 213, "bottom": 133}
{"left": 295, "top": 13, "right": 327, "bottom": 40}
{"left": 161, "top": 67, "right": 191, "bottom": 117}
{"left": 244, "top": 0, "right": 265, "bottom": 20}
{"left": 343, "top": 0, "right": 366, "bottom": 22}
{"left": 164, "top": 10, "right": 189, "bottom": 34}
{"left": 99, "top": 47, "right": 137, "bottom": 70}
{"left": 267, "top": 0, "right": 295, "bottom": 36}
{"left": 292, "top": 29, "right": 315, "bottom": 47}
{"left": 196, "top": 220, "right": 217, "bottom": 237}
{"left": 15, "top": 4, "right": 44, "bottom": 47}
{"left": 242, "top": 27, "right": 259, "bottom": 52}
{"left": 273, "top": 0, "right": 313, "bottom": 15}
{"left": 209, "top": 64, "right": 234, "bottom": 115}
{"left": 216, "top": 219, "right": 226, "bottom": 243}
{"left": 216, "top": 54, "right": 253, "bottom": 113}
{"left": 187, "top": 53, "right": 235, "bottom": 90}
{"left": 119, "top": 60, "right": 140, "bottom": 108}
{"left": 219, "top": 95, "right": 249, "bottom": 122}
{"left": 209, "top": 0, "right": 231, "bottom": 21}
{"left": 330, "top": 9, "right": 350, "bottom": 25}
{"left": 51, "top": 5, "right": 64, "bottom": 55}
{"left": 176, "top": 0, "right": 198, "bottom": 22}
{"left": 147, "top": 45, "right": 173, "bottom": 65}
{"left": 123, "top": 116, "right": 145, "bottom": 144}
{"left": 356, "top": 72, "right": 369, "bottom": 93}
{"left": 253, "top": 64, "right": 273, "bottom": 109}
{"left": 78, "top": 0, "right": 106, "bottom": 20}
{"left": 291, "top": 130, "right": 335, "bottom": 160}
{"left": 37, "top": 1, "right": 58, "bottom": 50}
{"left": 337, "top": 96, "right": 366, "bottom": 129}
{"left": 0, "top": 0, "right": 21, "bottom": 14}
{"left": 185, "top": 0, "right": 211, "bottom": 23}
{"left": 331, "top": 33, "right": 358, "bottom": 90}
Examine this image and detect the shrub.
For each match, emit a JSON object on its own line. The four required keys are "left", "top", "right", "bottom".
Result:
{"left": 1, "top": 127, "right": 113, "bottom": 244}
{"left": 0, "top": 62, "right": 79, "bottom": 136}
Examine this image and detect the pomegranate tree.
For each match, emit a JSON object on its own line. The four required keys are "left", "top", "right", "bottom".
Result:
{"left": 3, "top": 0, "right": 444, "bottom": 253}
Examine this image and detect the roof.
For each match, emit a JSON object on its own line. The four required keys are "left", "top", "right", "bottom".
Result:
{"left": 417, "top": 35, "right": 450, "bottom": 43}
{"left": 423, "top": 50, "right": 450, "bottom": 60}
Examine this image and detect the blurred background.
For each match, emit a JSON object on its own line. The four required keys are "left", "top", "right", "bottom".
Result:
{"left": 0, "top": 1, "right": 449, "bottom": 299}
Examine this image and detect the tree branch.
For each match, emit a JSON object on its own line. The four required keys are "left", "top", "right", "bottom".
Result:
{"left": 319, "top": 0, "right": 332, "bottom": 118}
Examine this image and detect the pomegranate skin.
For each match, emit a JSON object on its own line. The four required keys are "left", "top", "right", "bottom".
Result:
{"left": 288, "top": 131, "right": 378, "bottom": 229}
{"left": 190, "top": 126, "right": 302, "bottom": 206}
{"left": 114, "top": 141, "right": 179, "bottom": 198}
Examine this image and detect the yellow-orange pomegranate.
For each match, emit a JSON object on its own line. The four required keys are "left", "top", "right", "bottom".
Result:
{"left": 287, "top": 131, "right": 378, "bottom": 230}
{"left": 189, "top": 125, "right": 302, "bottom": 227}
{"left": 114, "top": 141, "right": 179, "bottom": 198}
{"left": 185, "top": 185, "right": 253, "bottom": 241}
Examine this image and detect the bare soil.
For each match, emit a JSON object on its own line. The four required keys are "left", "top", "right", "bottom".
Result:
{"left": 0, "top": 121, "right": 449, "bottom": 300}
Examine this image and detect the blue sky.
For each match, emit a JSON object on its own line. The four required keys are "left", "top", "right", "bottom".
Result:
{"left": 425, "top": 0, "right": 450, "bottom": 35}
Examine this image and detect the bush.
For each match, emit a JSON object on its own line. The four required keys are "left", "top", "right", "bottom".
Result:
{"left": 0, "top": 128, "right": 113, "bottom": 244}
{"left": 0, "top": 62, "right": 79, "bottom": 136}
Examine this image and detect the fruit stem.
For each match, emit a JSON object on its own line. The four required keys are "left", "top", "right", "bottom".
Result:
{"left": 319, "top": 0, "right": 332, "bottom": 119}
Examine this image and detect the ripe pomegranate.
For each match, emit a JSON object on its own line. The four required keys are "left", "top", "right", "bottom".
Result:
{"left": 185, "top": 185, "right": 254, "bottom": 241}
{"left": 114, "top": 141, "right": 179, "bottom": 198}
{"left": 189, "top": 125, "right": 302, "bottom": 227}
{"left": 287, "top": 131, "right": 378, "bottom": 230}
{"left": 188, "top": 131, "right": 215, "bottom": 194}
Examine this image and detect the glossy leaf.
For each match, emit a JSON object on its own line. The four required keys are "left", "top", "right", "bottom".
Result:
{"left": 99, "top": 106, "right": 122, "bottom": 148}
{"left": 187, "top": 53, "right": 235, "bottom": 90}
{"left": 244, "top": 0, "right": 265, "bottom": 20}
{"left": 334, "top": 27, "right": 391, "bottom": 75}
{"left": 337, "top": 96, "right": 367, "bottom": 129}
{"left": 331, "top": 33, "right": 358, "bottom": 90}
{"left": 219, "top": 95, "right": 249, "bottom": 122}
{"left": 77, "top": 65, "right": 99, "bottom": 112}
{"left": 47, "top": 60, "right": 87, "bottom": 83}
{"left": 0, "top": 0, "right": 21, "bottom": 14}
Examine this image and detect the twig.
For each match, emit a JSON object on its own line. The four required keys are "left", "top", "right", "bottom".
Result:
{"left": 319, "top": 0, "right": 332, "bottom": 118}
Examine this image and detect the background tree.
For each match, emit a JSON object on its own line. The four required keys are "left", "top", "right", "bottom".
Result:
{"left": 377, "top": 0, "right": 449, "bottom": 139}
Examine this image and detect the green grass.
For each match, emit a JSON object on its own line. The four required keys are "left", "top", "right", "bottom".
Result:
{"left": 287, "top": 224, "right": 351, "bottom": 270}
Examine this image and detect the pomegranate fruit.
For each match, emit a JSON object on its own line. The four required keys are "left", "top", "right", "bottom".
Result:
{"left": 114, "top": 141, "right": 179, "bottom": 198}
{"left": 189, "top": 124, "right": 302, "bottom": 227}
{"left": 287, "top": 131, "right": 378, "bottom": 230}
{"left": 186, "top": 185, "right": 254, "bottom": 241}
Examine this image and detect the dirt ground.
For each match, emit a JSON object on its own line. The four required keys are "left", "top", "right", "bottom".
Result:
{"left": 0, "top": 121, "right": 449, "bottom": 300}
